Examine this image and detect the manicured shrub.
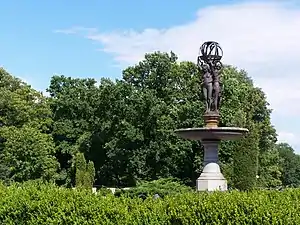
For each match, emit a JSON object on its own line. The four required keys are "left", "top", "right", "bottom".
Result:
{"left": 114, "top": 178, "right": 193, "bottom": 198}
{"left": 75, "top": 152, "right": 95, "bottom": 189}
{"left": 97, "top": 187, "right": 114, "bottom": 196}
{"left": 0, "top": 183, "right": 300, "bottom": 224}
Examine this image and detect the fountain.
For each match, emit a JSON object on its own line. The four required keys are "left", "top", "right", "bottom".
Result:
{"left": 175, "top": 41, "right": 248, "bottom": 191}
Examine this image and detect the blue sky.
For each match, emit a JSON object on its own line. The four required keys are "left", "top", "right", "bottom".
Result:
{"left": 1, "top": 0, "right": 300, "bottom": 151}
{"left": 0, "top": 0, "right": 235, "bottom": 91}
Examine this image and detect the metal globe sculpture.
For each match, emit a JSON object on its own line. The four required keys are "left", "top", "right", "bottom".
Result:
{"left": 198, "top": 41, "right": 223, "bottom": 62}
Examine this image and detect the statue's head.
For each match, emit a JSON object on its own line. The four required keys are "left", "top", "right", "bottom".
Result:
{"left": 202, "top": 64, "right": 209, "bottom": 72}
{"left": 215, "top": 61, "right": 223, "bottom": 71}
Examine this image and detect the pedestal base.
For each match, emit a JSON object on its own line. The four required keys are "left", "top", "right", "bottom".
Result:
{"left": 196, "top": 162, "right": 228, "bottom": 191}
{"left": 203, "top": 112, "right": 220, "bottom": 128}
{"left": 175, "top": 126, "right": 248, "bottom": 192}
{"left": 196, "top": 174, "right": 227, "bottom": 191}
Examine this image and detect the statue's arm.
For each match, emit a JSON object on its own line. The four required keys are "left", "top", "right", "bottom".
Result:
{"left": 210, "top": 66, "right": 216, "bottom": 77}
{"left": 197, "top": 57, "right": 204, "bottom": 70}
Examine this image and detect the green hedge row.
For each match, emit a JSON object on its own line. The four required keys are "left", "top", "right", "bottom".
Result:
{"left": 1, "top": 183, "right": 300, "bottom": 224}
{"left": 114, "top": 178, "right": 193, "bottom": 198}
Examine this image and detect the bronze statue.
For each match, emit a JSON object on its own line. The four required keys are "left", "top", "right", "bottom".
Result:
{"left": 197, "top": 57, "right": 213, "bottom": 112}
{"left": 197, "top": 41, "right": 223, "bottom": 114}
{"left": 210, "top": 61, "right": 222, "bottom": 112}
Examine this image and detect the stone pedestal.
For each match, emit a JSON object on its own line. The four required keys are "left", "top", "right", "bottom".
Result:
{"left": 203, "top": 112, "right": 220, "bottom": 128}
{"left": 196, "top": 140, "right": 227, "bottom": 191}
{"left": 175, "top": 126, "right": 248, "bottom": 191}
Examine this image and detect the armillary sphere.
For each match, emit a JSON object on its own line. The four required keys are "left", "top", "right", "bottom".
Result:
{"left": 198, "top": 41, "right": 223, "bottom": 63}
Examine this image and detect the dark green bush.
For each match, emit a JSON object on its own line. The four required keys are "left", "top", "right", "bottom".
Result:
{"left": 114, "top": 178, "right": 193, "bottom": 198}
{"left": 1, "top": 183, "right": 300, "bottom": 224}
{"left": 97, "top": 187, "right": 114, "bottom": 196}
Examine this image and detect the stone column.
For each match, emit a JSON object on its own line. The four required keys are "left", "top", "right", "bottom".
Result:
{"left": 196, "top": 140, "right": 227, "bottom": 191}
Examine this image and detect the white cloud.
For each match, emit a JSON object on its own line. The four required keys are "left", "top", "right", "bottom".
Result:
{"left": 56, "top": 1, "right": 300, "bottom": 148}
{"left": 277, "top": 131, "right": 298, "bottom": 146}
{"left": 54, "top": 26, "right": 98, "bottom": 35}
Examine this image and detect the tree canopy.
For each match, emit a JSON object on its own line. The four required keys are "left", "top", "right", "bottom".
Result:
{"left": 0, "top": 51, "right": 299, "bottom": 189}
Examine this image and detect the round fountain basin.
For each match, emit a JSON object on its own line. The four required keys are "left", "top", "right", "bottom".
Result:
{"left": 175, "top": 127, "right": 249, "bottom": 141}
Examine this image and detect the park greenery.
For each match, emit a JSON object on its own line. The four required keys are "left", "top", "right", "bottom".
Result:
{"left": 1, "top": 51, "right": 300, "bottom": 190}
{"left": 1, "top": 51, "right": 300, "bottom": 222}
{"left": 1, "top": 182, "right": 300, "bottom": 224}
{"left": 0, "top": 52, "right": 300, "bottom": 190}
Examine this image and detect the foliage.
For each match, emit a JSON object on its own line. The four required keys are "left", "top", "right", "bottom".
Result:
{"left": 1, "top": 49, "right": 300, "bottom": 190}
{"left": 233, "top": 122, "right": 259, "bottom": 190}
{"left": 47, "top": 75, "right": 99, "bottom": 186}
{"left": 75, "top": 152, "right": 95, "bottom": 189}
{"left": 97, "top": 187, "right": 114, "bottom": 196}
{"left": 257, "top": 146, "right": 282, "bottom": 188}
{"left": 0, "top": 125, "right": 58, "bottom": 182}
{"left": 1, "top": 184, "right": 300, "bottom": 224}
{"left": 0, "top": 163, "right": 10, "bottom": 184}
{"left": 0, "top": 68, "right": 56, "bottom": 183}
{"left": 0, "top": 68, "right": 52, "bottom": 130}
{"left": 277, "top": 143, "right": 300, "bottom": 187}
{"left": 115, "top": 178, "right": 193, "bottom": 198}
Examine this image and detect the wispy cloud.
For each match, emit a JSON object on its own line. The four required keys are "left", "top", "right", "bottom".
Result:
{"left": 54, "top": 26, "right": 98, "bottom": 35}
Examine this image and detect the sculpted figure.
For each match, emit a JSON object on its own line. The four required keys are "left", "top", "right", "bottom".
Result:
{"left": 197, "top": 57, "right": 213, "bottom": 112}
{"left": 209, "top": 61, "right": 222, "bottom": 112}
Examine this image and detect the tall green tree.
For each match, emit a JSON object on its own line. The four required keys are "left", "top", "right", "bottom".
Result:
{"left": 233, "top": 122, "right": 259, "bottom": 190}
{"left": 277, "top": 143, "right": 300, "bottom": 187}
{"left": 47, "top": 75, "right": 99, "bottom": 186}
{"left": 0, "top": 68, "right": 52, "bottom": 130}
{"left": 121, "top": 52, "right": 202, "bottom": 185}
{"left": 257, "top": 146, "right": 282, "bottom": 188}
{"left": 75, "top": 152, "right": 95, "bottom": 189}
{"left": 0, "top": 68, "right": 57, "bottom": 183}
{"left": 0, "top": 126, "right": 58, "bottom": 182}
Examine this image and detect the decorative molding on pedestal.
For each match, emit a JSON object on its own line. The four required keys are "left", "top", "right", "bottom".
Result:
{"left": 203, "top": 112, "right": 220, "bottom": 128}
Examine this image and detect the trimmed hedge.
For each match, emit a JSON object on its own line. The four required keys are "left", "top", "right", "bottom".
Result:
{"left": 115, "top": 178, "right": 193, "bottom": 198}
{"left": 1, "top": 183, "right": 300, "bottom": 224}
